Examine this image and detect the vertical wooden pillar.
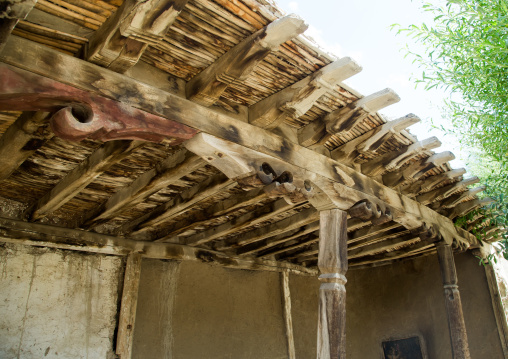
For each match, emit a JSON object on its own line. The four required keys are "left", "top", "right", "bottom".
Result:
{"left": 436, "top": 243, "right": 471, "bottom": 359}
{"left": 317, "top": 209, "right": 348, "bottom": 359}
{"left": 116, "top": 252, "right": 142, "bottom": 359}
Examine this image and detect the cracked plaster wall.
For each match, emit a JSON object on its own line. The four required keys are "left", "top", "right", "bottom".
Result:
{"left": 0, "top": 243, "right": 123, "bottom": 359}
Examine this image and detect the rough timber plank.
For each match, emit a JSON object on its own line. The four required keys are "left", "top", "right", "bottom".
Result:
{"left": 186, "top": 14, "right": 307, "bottom": 106}
{"left": 27, "top": 140, "right": 142, "bottom": 220}
{"left": 87, "top": 0, "right": 190, "bottom": 72}
{"left": 0, "top": 216, "right": 317, "bottom": 275}
{"left": 116, "top": 252, "right": 142, "bottom": 359}
{"left": 0, "top": 37, "right": 477, "bottom": 248}
{"left": 0, "top": 111, "right": 52, "bottom": 181}
{"left": 249, "top": 57, "right": 362, "bottom": 129}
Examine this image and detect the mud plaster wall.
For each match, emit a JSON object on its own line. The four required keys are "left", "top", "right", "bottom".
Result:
{"left": 0, "top": 243, "right": 123, "bottom": 359}
{"left": 290, "top": 251, "right": 504, "bottom": 359}
{"left": 133, "top": 259, "right": 288, "bottom": 359}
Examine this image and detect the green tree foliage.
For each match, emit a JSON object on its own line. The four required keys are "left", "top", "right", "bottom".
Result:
{"left": 394, "top": 0, "right": 508, "bottom": 258}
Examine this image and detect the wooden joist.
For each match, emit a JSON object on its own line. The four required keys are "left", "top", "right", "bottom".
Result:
{"left": 298, "top": 88, "right": 400, "bottom": 148}
{"left": 330, "top": 113, "right": 420, "bottom": 165}
{"left": 436, "top": 186, "right": 486, "bottom": 209}
{"left": 418, "top": 176, "right": 480, "bottom": 206}
{"left": 249, "top": 57, "right": 361, "bottom": 129}
{"left": 177, "top": 198, "right": 299, "bottom": 246}
{"left": 83, "top": 150, "right": 206, "bottom": 227}
{"left": 382, "top": 151, "right": 454, "bottom": 188}
{"left": 237, "top": 221, "right": 319, "bottom": 256}
{"left": 222, "top": 207, "right": 319, "bottom": 250}
{"left": 186, "top": 14, "right": 308, "bottom": 106}
{"left": 403, "top": 168, "right": 467, "bottom": 197}
{"left": 362, "top": 136, "right": 441, "bottom": 177}
{"left": 0, "top": 111, "right": 52, "bottom": 181}
{"left": 349, "top": 241, "right": 434, "bottom": 267}
{"left": 0, "top": 216, "right": 317, "bottom": 275}
{"left": 128, "top": 173, "right": 235, "bottom": 234}
{"left": 152, "top": 185, "right": 270, "bottom": 241}
{"left": 87, "top": 0, "right": 190, "bottom": 72}
{"left": 442, "top": 198, "right": 494, "bottom": 219}
{"left": 27, "top": 140, "right": 142, "bottom": 220}
{"left": 347, "top": 221, "right": 402, "bottom": 245}
{"left": 348, "top": 232, "right": 420, "bottom": 259}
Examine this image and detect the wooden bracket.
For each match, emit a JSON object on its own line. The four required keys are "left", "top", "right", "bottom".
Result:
{"left": 0, "top": 64, "right": 198, "bottom": 143}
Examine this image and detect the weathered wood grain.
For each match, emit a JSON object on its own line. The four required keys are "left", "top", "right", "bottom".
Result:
{"left": 83, "top": 150, "right": 205, "bottom": 227}
{"left": 0, "top": 111, "right": 52, "bottom": 181}
{"left": 186, "top": 14, "right": 307, "bottom": 106}
{"left": 116, "top": 252, "right": 142, "bottom": 359}
{"left": 317, "top": 209, "right": 348, "bottom": 359}
{"left": 436, "top": 243, "right": 471, "bottom": 359}
{"left": 27, "top": 140, "right": 143, "bottom": 220}
{"left": 281, "top": 270, "right": 296, "bottom": 359}
{"left": 249, "top": 57, "right": 361, "bottom": 129}
{"left": 0, "top": 216, "right": 317, "bottom": 275}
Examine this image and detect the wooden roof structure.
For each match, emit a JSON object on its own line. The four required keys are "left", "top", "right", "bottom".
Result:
{"left": 0, "top": 0, "right": 498, "bottom": 275}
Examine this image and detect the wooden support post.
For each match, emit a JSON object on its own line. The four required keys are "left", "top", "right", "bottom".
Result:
{"left": 116, "top": 252, "right": 142, "bottom": 359}
{"left": 317, "top": 209, "right": 348, "bottom": 359}
{"left": 281, "top": 270, "right": 296, "bottom": 359}
{"left": 436, "top": 243, "right": 471, "bottom": 359}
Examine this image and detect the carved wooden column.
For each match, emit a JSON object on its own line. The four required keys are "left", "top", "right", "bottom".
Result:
{"left": 436, "top": 243, "right": 471, "bottom": 359}
{"left": 317, "top": 209, "right": 348, "bottom": 359}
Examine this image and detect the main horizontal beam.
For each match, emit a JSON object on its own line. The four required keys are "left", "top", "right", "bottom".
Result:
{"left": 0, "top": 36, "right": 477, "bottom": 248}
{"left": 0, "top": 217, "right": 317, "bottom": 276}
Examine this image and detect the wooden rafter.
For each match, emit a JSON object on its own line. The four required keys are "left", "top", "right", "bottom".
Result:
{"left": 0, "top": 111, "right": 52, "bottom": 181}
{"left": 82, "top": 150, "right": 206, "bottom": 227}
{"left": 186, "top": 14, "right": 308, "bottom": 106}
{"left": 27, "top": 140, "right": 143, "bottom": 220}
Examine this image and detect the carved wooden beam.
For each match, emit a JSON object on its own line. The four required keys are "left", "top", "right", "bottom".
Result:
{"left": 0, "top": 111, "right": 52, "bottom": 181}
{"left": 362, "top": 136, "right": 441, "bottom": 177}
{"left": 0, "top": 63, "right": 198, "bottom": 143}
{"left": 298, "top": 88, "right": 400, "bottom": 148}
{"left": 0, "top": 0, "right": 37, "bottom": 52}
{"left": 317, "top": 209, "right": 348, "bottom": 359}
{"left": 383, "top": 151, "right": 454, "bottom": 188}
{"left": 27, "top": 140, "right": 143, "bottom": 221}
{"left": 87, "top": 0, "right": 190, "bottom": 72}
{"left": 82, "top": 150, "right": 206, "bottom": 227}
{"left": 249, "top": 57, "right": 362, "bottom": 129}
{"left": 0, "top": 216, "right": 317, "bottom": 275}
{"left": 330, "top": 113, "right": 420, "bottom": 165}
{"left": 1, "top": 38, "right": 478, "bottom": 248}
{"left": 186, "top": 14, "right": 308, "bottom": 106}
{"left": 436, "top": 243, "right": 472, "bottom": 358}
{"left": 403, "top": 168, "right": 467, "bottom": 197}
